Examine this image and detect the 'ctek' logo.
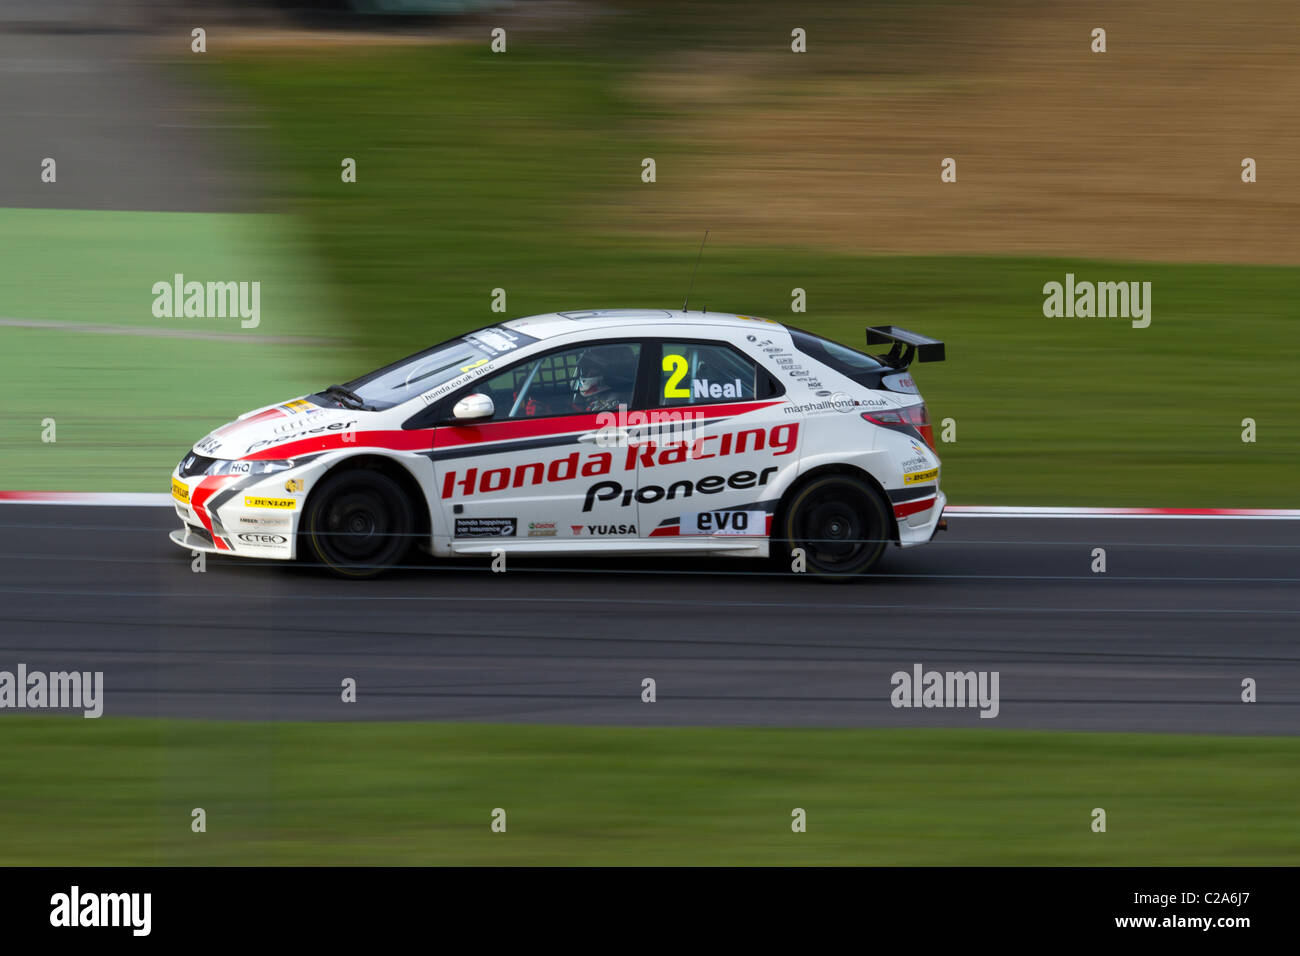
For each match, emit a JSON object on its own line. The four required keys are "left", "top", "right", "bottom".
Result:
{"left": 236, "top": 533, "right": 287, "bottom": 545}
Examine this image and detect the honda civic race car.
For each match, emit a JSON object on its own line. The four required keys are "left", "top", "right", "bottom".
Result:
{"left": 169, "top": 309, "right": 946, "bottom": 577}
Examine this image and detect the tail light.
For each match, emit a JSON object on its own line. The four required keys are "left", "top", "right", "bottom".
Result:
{"left": 861, "top": 403, "right": 934, "bottom": 449}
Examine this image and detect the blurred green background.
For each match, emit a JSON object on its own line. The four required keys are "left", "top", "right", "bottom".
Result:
{"left": 1, "top": 1, "right": 1296, "bottom": 503}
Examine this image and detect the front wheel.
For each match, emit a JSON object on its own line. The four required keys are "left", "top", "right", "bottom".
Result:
{"left": 301, "top": 469, "right": 414, "bottom": 577}
{"left": 778, "top": 475, "right": 891, "bottom": 579}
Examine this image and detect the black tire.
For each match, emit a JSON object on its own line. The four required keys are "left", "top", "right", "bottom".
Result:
{"left": 777, "top": 474, "right": 891, "bottom": 579}
{"left": 301, "top": 469, "right": 414, "bottom": 577}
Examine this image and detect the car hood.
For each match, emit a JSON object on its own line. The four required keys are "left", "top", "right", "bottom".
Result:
{"left": 194, "top": 399, "right": 371, "bottom": 460}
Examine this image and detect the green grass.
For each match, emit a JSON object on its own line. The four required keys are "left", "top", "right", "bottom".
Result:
{"left": 0, "top": 328, "right": 351, "bottom": 491}
{"left": 0, "top": 718, "right": 1295, "bottom": 865}
{"left": 0, "top": 208, "right": 354, "bottom": 490}
{"left": 0, "top": 207, "right": 347, "bottom": 335}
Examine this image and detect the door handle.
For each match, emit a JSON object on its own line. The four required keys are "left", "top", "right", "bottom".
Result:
{"left": 577, "top": 429, "right": 624, "bottom": 444}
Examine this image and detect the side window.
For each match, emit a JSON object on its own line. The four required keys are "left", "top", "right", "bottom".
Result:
{"left": 657, "top": 342, "right": 758, "bottom": 408}
{"left": 469, "top": 342, "right": 641, "bottom": 420}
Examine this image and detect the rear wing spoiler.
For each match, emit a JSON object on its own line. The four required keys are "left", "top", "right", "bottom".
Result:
{"left": 866, "top": 326, "right": 945, "bottom": 368}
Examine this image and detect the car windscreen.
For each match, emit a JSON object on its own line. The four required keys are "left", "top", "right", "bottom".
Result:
{"left": 342, "top": 326, "right": 536, "bottom": 409}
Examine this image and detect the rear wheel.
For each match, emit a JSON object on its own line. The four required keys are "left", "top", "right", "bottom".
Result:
{"left": 779, "top": 475, "right": 891, "bottom": 579}
{"left": 302, "top": 469, "right": 414, "bottom": 577}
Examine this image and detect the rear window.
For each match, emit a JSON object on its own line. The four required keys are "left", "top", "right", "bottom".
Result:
{"left": 788, "top": 329, "right": 886, "bottom": 382}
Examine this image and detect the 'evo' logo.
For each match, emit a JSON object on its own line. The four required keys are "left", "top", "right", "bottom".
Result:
{"left": 681, "top": 509, "right": 764, "bottom": 535}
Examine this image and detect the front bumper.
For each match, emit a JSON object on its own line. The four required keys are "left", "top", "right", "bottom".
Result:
{"left": 170, "top": 526, "right": 222, "bottom": 555}
{"left": 169, "top": 466, "right": 302, "bottom": 560}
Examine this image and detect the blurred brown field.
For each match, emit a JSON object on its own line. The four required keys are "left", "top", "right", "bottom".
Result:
{"left": 619, "top": 0, "right": 1300, "bottom": 264}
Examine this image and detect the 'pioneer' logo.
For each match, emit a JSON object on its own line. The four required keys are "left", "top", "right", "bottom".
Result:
{"left": 583, "top": 467, "right": 779, "bottom": 512}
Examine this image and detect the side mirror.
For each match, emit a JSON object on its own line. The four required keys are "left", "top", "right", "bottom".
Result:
{"left": 452, "top": 393, "right": 495, "bottom": 421}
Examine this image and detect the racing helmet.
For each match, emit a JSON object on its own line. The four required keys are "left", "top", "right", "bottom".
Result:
{"left": 573, "top": 346, "right": 636, "bottom": 400}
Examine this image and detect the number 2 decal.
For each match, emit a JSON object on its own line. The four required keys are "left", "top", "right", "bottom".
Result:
{"left": 663, "top": 354, "right": 689, "bottom": 398}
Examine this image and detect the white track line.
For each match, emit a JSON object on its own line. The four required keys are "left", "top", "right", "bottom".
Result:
{"left": 0, "top": 492, "right": 1297, "bottom": 519}
{"left": 0, "top": 317, "right": 336, "bottom": 346}
{"left": 0, "top": 492, "right": 172, "bottom": 506}
{"left": 946, "top": 506, "right": 1300, "bottom": 520}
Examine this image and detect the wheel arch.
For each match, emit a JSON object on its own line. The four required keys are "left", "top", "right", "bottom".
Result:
{"left": 772, "top": 463, "right": 899, "bottom": 548}
{"left": 300, "top": 453, "right": 432, "bottom": 546}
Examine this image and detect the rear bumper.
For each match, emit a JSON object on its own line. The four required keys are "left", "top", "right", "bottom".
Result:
{"left": 897, "top": 490, "right": 946, "bottom": 547}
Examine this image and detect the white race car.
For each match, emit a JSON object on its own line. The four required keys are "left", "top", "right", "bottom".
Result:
{"left": 170, "top": 309, "right": 946, "bottom": 577}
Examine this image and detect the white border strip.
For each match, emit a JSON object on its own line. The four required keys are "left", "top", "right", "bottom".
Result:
{"left": 945, "top": 505, "right": 1300, "bottom": 520}
{"left": 0, "top": 492, "right": 1297, "bottom": 519}
{"left": 0, "top": 317, "right": 335, "bottom": 346}
{"left": 0, "top": 492, "right": 172, "bottom": 506}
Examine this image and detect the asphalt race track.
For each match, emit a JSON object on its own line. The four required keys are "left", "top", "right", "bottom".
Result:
{"left": 0, "top": 504, "right": 1296, "bottom": 733}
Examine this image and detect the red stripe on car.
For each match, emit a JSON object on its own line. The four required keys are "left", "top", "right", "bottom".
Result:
{"left": 190, "top": 476, "right": 238, "bottom": 550}
{"left": 893, "top": 496, "right": 936, "bottom": 519}
{"left": 245, "top": 429, "right": 437, "bottom": 460}
{"left": 244, "top": 400, "right": 785, "bottom": 460}
{"left": 433, "top": 400, "right": 783, "bottom": 449}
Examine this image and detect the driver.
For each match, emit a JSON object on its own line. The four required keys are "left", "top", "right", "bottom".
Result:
{"left": 573, "top": 345, "right": 637, "bottom": 412}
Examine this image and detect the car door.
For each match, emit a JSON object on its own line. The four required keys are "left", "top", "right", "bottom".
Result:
{"left": 428, "top": 339, "right": 646, "bottom": 547}
{"left": 635, "top": 338, "right": 795, "bottom": 541}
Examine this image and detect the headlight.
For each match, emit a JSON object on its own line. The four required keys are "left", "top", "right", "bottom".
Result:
{"left": 209, "top": 459, "right": 294, "bottom": 477}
